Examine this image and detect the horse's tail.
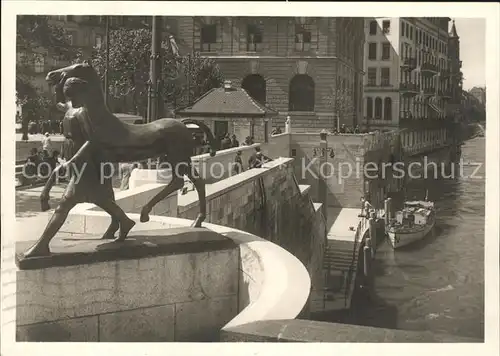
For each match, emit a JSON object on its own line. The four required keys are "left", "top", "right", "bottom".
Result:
{"left": 180, "top": 119, "right": 217, "bottom": 157}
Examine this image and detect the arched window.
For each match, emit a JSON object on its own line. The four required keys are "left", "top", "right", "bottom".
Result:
{"left": 366, "top": 97, "right": 373, "bottom": 118}
{"left": 288, "top": 74, "right": 315, "bottom": 112}
{"left": 241, "top": 74, "right": 266, "bottom": 104}
{"left": 374, "top": 97, "right": 382, "bottom": 119}
{"left": 384, "top": 97, "right": 392, "bottom": 121}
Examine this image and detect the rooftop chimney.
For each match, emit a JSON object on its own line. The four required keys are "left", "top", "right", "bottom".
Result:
{"left": 223, "top": 80, "right": 232, "bottom": 91}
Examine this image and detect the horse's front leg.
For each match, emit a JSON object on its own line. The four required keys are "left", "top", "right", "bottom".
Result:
{"left": 140, "top": 175, "right": 185, "bottom": 223}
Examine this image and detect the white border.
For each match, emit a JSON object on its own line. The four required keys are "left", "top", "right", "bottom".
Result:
{"left": 2, "top": 2, "right": 499, "bottom": 356}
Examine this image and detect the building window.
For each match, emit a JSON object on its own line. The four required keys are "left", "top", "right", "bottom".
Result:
{"left": 242, "top": 74, "right": 266, "bottom": 104}
{"left": 288, "top": 74, "right": 315, "bottom": 112}
{"left": 366, "top": 97, "right": 373, "bottom": 118}
{"left": 34, "top": 54, "right": 45, "bottom": 73}
{"left": 247, "top": 24, "right": 263, "bottom": 52}
{"left": 382, "top": 42, "right": 390, "bottom": 60}
{"left": 401, "top": 21, "right": 405, "bottom": 37}
{"left": 369, "top": 21, "right": 377, "bottom": 35}
{"left": 94, "top": 34, "right": 102, "bottom": 49}
{"left": 409, "top": 26, "right": 413, "bottom": 40}
{"left": 384, "top": 97, "right": 392, "bottom": 121}
{"left": 367, "top": 67, "right": 377, "bottom": 86}
{"left": 201, "top": 24, "right": 217, "bottom": 52}
{"left": 295, "top": 24, "right": 311, "bottom": 52}
{"left": 374, "top": 97, "right": 383, "bottom": 119}
{"left": 381, "top": 68, "right": 390, "bottom": 86}
{"left": 66, "top": 15, "right": 74, "bottom": 22}
{"left": 368, "top": 43, "right": 377, "bottom": 60}
{"left": 382, "top": 20, "right": 390, "bottom": 34}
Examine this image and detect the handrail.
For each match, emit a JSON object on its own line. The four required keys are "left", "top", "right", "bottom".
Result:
{"left": 343, "top": 217, "right": 363, "bottom": 306}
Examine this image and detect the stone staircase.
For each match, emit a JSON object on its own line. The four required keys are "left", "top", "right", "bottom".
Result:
{"left": 316, "top": 216, "right": 370, "bottom": 312}
{"left": 324, "top": 240, "right": 359, "bottom": 272}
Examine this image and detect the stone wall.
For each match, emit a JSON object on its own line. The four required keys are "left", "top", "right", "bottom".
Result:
{"left": 261, "top": 132, "right": 291, "bottom": 159}
{"left": 129, "top": 144, "right": 261, "bottom": 187}
{"left": 16, "top": 245, "right": 239, "bottom": 342}
{"left": 221, "top": 319, "right": 481, "bottom": 342}
{"left": 290, "top": 132, "right": 404, "bottom": 209}
{"left": 177, "top": 157, "right": 326, "bottom": 311}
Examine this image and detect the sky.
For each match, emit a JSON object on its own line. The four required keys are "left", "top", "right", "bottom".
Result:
{"left": 453, "top": 18, "right": 486, "bottom": 90}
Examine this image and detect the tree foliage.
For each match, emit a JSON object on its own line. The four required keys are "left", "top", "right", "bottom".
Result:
{"left": 323, "top": 84, "right": 354, "bottom": 130}
{"left": 16, "top": 16, "right": 80, "bottom": 137}
{"left": 91, "top": 28, "right": 223, "bottom": 116}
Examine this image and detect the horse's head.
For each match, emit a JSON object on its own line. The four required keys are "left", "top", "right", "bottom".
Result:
{"left": 46, "top": 60, "right": 97, "bottom": 106}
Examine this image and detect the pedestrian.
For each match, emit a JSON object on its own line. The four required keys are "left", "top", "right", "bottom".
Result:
{"left": 364, "top": 199, "right": 374, "bottom": 218}
{"left": 23, "top": 148, "right": 41, "bottom": 186}
{"left": 221, "top": 134, "right": 232, "bottom": 150}
{"left": 244, "top": 136, "right": 252, "bottom": 146}
{"left": 42, "top": 132, "right": 52, "bottom": 156}
{"left": 249, "top": 146, "right": 272, "bottom": 169}
{"left": 119, "top": 162, "right": 136, "bottom": 191}
{"left": 359, "top": 196, "right": 366, "bottom": 217}
{"left": 233, "top": 150, "right": 244, "bottom": 175}
{"left": 230, "top": 134, "right": 239, "bottom": 148}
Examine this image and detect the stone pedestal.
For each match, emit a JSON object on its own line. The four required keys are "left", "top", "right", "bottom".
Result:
{"left": 15, "top": 228, "right": 239, "bottom": 342}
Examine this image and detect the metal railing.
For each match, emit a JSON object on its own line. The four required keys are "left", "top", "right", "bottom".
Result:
{"left": 343, "top": 216, "right": 365, "bottom": 307}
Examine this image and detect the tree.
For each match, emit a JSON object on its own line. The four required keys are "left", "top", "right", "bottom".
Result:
{"left": 16, "top": 16, "right": 80, "bottom": 139}
{"left": 324, "top": 83, "right": 353, "bottom": 132}
{"left": 91, "top": 28, "right": 223, "bottom": 116}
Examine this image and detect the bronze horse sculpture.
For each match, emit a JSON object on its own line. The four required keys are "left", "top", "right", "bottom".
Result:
{"left": 23, "top": 61, "right": 218, "bottom": 258}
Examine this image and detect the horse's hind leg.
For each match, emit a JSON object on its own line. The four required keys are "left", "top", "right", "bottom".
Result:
{"left": 140, "top": 174, "right": 184, "bottom": 223}
{"left": 185, "top": 166, "right": 206, "bottom": 228}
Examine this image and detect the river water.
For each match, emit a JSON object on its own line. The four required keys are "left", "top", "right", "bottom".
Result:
{"left": 356, "top": 137, "right": 485, "bottom": 340}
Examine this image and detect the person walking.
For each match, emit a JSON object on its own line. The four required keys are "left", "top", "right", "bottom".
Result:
{"left": 230, "top": 134, "right": 239, "bottom": 148}
{"left": 233, "top": 151, "right": 244, "bottom": 175}
{"left": 249, "top": 147, "right": 272, "bottom": 169}
{"left": 119, "top": 162, "right": 136, "bottom": 191}
{"left": 42, "top": 132, "right": 52, "bottom": 156}
{"left": 221, "top": 134, "right": 232, "bottom": 150}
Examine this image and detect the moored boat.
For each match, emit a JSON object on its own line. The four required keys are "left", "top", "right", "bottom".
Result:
{"left": 386, "top": 199, "right": 435, "bottom": 249}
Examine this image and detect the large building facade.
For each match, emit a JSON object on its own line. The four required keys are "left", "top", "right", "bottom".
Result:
{"left": 173, "top": 16, "right": 366, "bottom": 131}
{"left": 363, "top": 17, "right": 462, "bottom": 153}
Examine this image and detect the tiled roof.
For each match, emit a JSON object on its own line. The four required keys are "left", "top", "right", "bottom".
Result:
{"left": 177, "top": 87, "right": 277, "bottom": 117}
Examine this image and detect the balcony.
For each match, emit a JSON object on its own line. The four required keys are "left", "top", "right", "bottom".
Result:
{"left": 423, "top": 86, "right": 436, "bottom": 96}
{"left": 400, "top": 57, "right": 417, "bottom": 72}
{"left": 440, "top": 70, "right": 450, "bottom": 80}
{"left": 421, "top": 62, "right": 438, "bottom": 75}
{"left": 399, "top": 83, "right": 419, "bottom": 97}
{"left": 439, "top": 90, "right": 452, "bottom": 99}
{"left": 399, "top": 116, "right": 455, "bottom": 130}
